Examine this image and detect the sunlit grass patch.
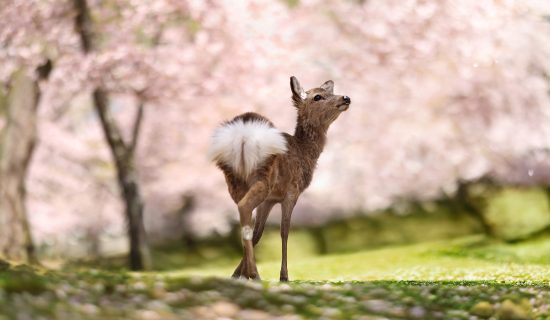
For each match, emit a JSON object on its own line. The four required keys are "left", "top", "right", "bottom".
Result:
{"left": 164, "top": 234, "right": 550, "bottom": 283}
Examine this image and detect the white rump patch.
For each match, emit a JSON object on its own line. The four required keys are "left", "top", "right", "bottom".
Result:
{"left": 208, "top": 119, "right": 287, "bottom": 179}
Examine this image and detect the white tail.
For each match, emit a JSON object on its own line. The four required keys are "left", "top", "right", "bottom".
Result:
{"left": 208, "top": 119, "right": 287, "bottom": 179}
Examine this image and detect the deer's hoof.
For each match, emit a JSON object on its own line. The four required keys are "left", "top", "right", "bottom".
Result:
{"left": 231, "top": 268, "right": 243, "bottom": 279}
{"left": 231, "top": 273, "right": 241, "bottom": 279}
{"left": 243, "top": 271, "right": 261, "bottom": 281}
{"left": 236, "top": 274, "right": 260, "bottom": 281}
{"left": 235, "top": 268, "right": 261, "bottom": 281}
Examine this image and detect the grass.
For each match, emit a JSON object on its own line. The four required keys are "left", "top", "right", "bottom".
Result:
{"left": 70, "top": 208, "right": 482, "bottom": 272}
{"left": 165, "top": 234, "right": 550, "bottom": 283}
{"left": 2, "top": 233, "right": 550, "bottom": 319}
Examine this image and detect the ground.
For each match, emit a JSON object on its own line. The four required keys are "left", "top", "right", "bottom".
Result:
{"left": 2, "top": 233, "right": 550, "bottom": 319}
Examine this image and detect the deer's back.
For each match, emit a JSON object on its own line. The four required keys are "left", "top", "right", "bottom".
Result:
{"left": 213, "top": 113, "right": 317, "bottom": 204}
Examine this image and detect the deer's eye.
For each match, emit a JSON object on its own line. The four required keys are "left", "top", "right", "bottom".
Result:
{"left": 313, "top": 95, "right": 323, "bottom": 101}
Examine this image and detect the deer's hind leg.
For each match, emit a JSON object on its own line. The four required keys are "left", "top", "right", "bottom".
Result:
{"left": 232, "top": 200, "right": 276, "bottom": 278}
{"left": 280, "top": 194, "right": 298, "bottom": 282}
{"left": 237, "top": 181, "right": 269, "bottom": 280}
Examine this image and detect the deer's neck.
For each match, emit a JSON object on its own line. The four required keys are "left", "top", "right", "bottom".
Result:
{"left": 293, "top": 120, "right": 327, "bottom": 162}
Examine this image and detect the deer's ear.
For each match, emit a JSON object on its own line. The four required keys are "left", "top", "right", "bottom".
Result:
{"left": 320, "top": 80, "right": 334, "bottom": 94}
{"left": 290, "top": 76, "right": 306, "bottom": 107}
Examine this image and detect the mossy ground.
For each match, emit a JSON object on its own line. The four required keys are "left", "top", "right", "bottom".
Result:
{"left": 166, "top": 233, "right": 550, "bottom": 282}
{"left": 2, "top": 233, "right": 550, "bottom": 319}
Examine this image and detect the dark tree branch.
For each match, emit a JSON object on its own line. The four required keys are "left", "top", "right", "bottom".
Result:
{"left": 73, "top": 0, "right": 94, "bottom": 53}
{"left": 92, "top": 89, "right": 128, "bottom": 160}
{"left": 129, "top": 101, "right": 144, "bottom": 155}
{"left": 36, "top": 60, "right": 53, "bottom": 80}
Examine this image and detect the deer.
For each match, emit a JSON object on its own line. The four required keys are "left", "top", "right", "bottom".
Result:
{"left": 208, "top": 76, "right": 351, "bottom": 281}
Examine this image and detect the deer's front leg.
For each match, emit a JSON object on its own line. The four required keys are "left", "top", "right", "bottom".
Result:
{"left": 237, "top": 181, "right": 268, "bottom": 280}
{"left": 232, "top": 200, "right": 276, "bottom": 279}
{"left": 280, "top": 195, "right": 297, "bottom": 282}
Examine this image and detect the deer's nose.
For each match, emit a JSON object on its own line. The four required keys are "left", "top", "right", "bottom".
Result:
{"left": 343, "top": 96, "right": 351, "bottom": 104}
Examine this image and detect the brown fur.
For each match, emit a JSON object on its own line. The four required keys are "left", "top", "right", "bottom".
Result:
{"left": 215, "top": 77, "right": 351, "bottom": 281}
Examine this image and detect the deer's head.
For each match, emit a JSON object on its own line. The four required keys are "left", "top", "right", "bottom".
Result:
{"left": 290, "top": 76, "right": 351, "bottom": 130}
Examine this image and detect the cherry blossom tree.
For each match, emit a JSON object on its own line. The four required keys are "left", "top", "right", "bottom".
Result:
{"left": 277, "top": 0, "right": 550, "bottom": 218}
{"left": 2, "top": 0, "right": 549, "bottom": 261}
{"left": 60, "top": 0, "right": 284, "bottom": 269}
{"left": 0, "top": 0, "right": 74, "bottom": 262}
{"left": 154, "top": 0, "right": 550, "bottom": 231}
{"left": 24, "top": 0, "right": 295, "bottom": 264}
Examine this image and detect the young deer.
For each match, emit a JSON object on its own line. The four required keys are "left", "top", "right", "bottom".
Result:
{"left": 208, "top": 76, "right": 351, "bottom": 281}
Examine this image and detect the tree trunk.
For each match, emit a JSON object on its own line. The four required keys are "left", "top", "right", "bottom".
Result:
{"left": 93, "top": 90, "right": 151, "bottom": 270}
{"left": 0, "top": 62, "right": 51, "bottom": 263}
{"left": 73, "top": 0, "right": 151, "bottom": 270}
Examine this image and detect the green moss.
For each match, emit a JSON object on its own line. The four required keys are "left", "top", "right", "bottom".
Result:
{"left": 28, "top": 208, "right": 550, "bottom": 318}
{"left": 313, "top": 208, "right": 482, "bottom": 253}
{"left": 255, "top": 230, "right": 319, "bottom": 262}
{"left": 0, "top": 266, "right": 46, "bottom": 294}
{"left": 483, "top": 187, "right": 550, "bottom": 240}
{"left": 1, "top": 265, "right": 550, "bottom": 319}
{"left": 438, "top": 230, "right": 550, "bottom": 264}
{"left": 69, "top": 238, "right": 241, "bottom": 272}
{"left": 0, "top": 260, "right": 9, "bottom": 271}
{"left": 69, "top": 206, "right": 483, "bottom": 272}
{"left": 166, "top": 234, "right": 550, "bottom": 283}
{"left": 471, "top": 301, "right": 494, "bottom": 318}
{"left": 497, "top": 299, "right": 531, "bottom": 320}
